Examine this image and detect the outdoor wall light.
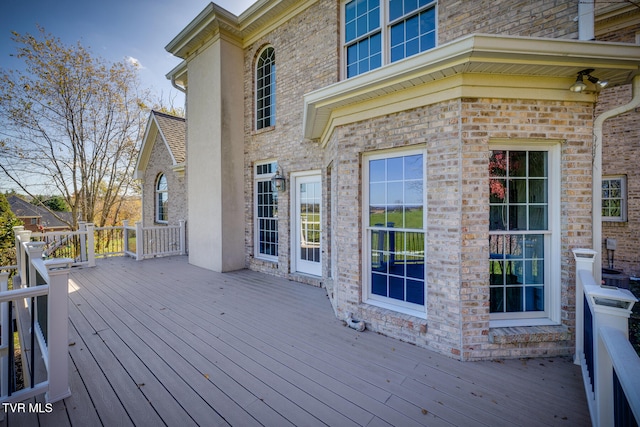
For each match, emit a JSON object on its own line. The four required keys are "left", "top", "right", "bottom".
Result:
{"left": 570, "top": 68, "right": 608, "bottom": 92}
{"left": 271, "top": 169, "right": 286, "bottom": 191}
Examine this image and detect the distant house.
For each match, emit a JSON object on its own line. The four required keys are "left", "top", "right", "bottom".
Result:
{"left": 163, "top": 0, "right": 640, "bottom": 360}
{"left": 7, "top": 195, "right": 73, "bottom": 232}
{"left": 134, "top": 110, "right": 187, "bottom": 229}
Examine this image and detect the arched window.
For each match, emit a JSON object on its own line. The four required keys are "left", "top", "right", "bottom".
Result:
{"left": 156, "top": 174, "right": 168, "bottom": 223}
{"left": 256, "top": 47, "right": 275, "bottom": 130}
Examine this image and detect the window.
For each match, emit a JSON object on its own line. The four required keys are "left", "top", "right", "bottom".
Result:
{"left": 602, "top": 176, "right": 626, "bottom": 222}
{"left": 489, "top": 145, "right": 560, "bottom": 324}
{"left": 365, "top": 149, "right": 425, "bottom": 315}
{"left": 256, "top": 47, "right": 275, "bottom": 130}
{"left": 255, "top": 161, "right": 279, "bottom": 260}
{"left": 156, "top": 174, "right": 168, "bottom": 223}
{"left": 344, "top": 0, "right": 437, "bottom": 78}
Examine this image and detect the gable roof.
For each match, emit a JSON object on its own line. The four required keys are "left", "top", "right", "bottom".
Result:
{"left": 7, "top": 195, "right": 73, "bottom": 229}
{"left": 134, "top": 110, "right": 186, "bottom": 180}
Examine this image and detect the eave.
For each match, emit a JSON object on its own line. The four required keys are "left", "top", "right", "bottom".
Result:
{"left": 165, "top": 0, "right": 316, "bottom": 60}
{"left": 303, "top": 34, "right": 640, "bottom": 143}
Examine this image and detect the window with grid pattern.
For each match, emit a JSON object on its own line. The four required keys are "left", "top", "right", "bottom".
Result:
{"left": 256, "top": 47, "right": 275, "bottom": 130}
{"left": 344, "top": 0, "right": 437, "bottom": 78}
{"left": 255, "top": 161, "right": 278, "bottom": 259}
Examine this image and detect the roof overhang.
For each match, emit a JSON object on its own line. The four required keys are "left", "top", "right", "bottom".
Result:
{"left": 165, "top": 0, "right": 316, "bottom": 59}
{"left": 303, "top": 34, "right": 640, "bottom": 143}
{"left": 134, "top": 112, "right": 179, "bottom": 181}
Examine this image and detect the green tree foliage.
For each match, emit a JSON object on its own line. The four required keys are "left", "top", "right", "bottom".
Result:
{"left": 0, "top": 193, "right": 22, "bottom": 268}
{"left": 32, "top": 194, "right": 70, "bottom": 212}
{"left": 0, "top": 27, "right": 152, "bottom": 228}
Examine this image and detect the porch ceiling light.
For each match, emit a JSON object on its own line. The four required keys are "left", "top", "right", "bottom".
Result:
{"left": 570, "top": 68, "right": 608, "bottom": 92}
{"left": 271, "top": 169, "right": 286, "bottom": 192}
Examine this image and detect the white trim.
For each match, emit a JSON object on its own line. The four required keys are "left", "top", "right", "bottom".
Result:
{"left": 254, "top": 159, "right": 279, "bottom": 262}
{"left": 362, "top": 146, "right": 427, "bottom": 315}
{"left": 290, "top": 170, "right": 322, "bottom": 276}
{"left": 488, "top": 140, "right": 562, "bottom": 327}
{"left": 155, "top": 173, "right": 168, "bottom": 224}
{"left": 255, "top": 45, "right": 276, "bottom": 131}
{"left": 601, "top": 175, "right": 627, "bottom": 222}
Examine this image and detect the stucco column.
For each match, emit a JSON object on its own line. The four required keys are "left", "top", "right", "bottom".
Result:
{"left": 186, "top": 33, "right": 245, "bottom": 272}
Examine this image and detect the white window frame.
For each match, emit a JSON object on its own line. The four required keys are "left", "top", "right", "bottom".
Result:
{"left": 255, "top": 46, "right": 276, "bottom": 130}
{"left": 362, "top": 146, "right": 427, "bottom": 319}
{"left": 155, "top": 173, "right": 168, "bottom": 224}
{"left": 290, "top": 170, "right": 323, "bottom": 276}
{"left": 488, "top": 141, "right": 561, "bottom": 327}
{"left": 254, "top": 160, "right": 279, "bottom": 261}
{"left": 602, "top": 175, "right": 627, "bottom": 222}
{"left": 341, "top": 0, "right": 438, "bottom": 79}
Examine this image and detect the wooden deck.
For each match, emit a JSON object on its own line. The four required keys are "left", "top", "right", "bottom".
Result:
{"left": 3, "top": 256, "right": 590, "bottom": 426}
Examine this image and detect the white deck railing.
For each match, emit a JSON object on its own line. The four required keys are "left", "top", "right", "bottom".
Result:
{"left": 573, "top": 249, "right": 639, "bottom": 427}
{"left": 0, "top": 227, "right": 72, "bottom": 412}
{"left": 30, "top": 220, "right": 186, "bottom": 264}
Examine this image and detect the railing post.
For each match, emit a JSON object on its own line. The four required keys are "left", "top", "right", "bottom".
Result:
{"left": 25, "top": 242, "right": 46, "bottom": 288}
{"left": 135, "top": 221, "right": 143, "bottom": 261}
{"left": 12, "top": 226, "right": 24, "bottom": 275}
{"left": 78, "top": 222, "right": 87, "bottom": 263}
{"left": 123, "top": 220, "right": 129, "bottom": 254}
{"left": 179, "top": 220, "right": 186, "bottom": 256}
{"left": 0, "top": 272, "right": 8, "bottom": 398}
{"left": 43, "top": 259, "right": 72, "bottom": 403}
{"left": 16, "top": 229, "right": 32, "bottom": 287}
{"left": 573, "top": 248, "right": 598, "bottom": 365}
{"left": 584, "top": 281, "right": 637, "bottom": 427}
{"left": 86, "top": 223, "right": 95, "bottom": 267}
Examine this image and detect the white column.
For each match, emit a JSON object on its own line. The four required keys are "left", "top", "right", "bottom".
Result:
{"left": 78, "top": 222, "right": 87, "bottom": 262}
{"left": 122, "top": 220, "right": 129, "bottom": 254}
{"left": 135, "top": 221, "right": 143, "bottom": 261}
{"left": 179, "top": 220, "right": 186, "bottom": 256}
{"left": 43, "top": 259, "right": 72, "bottom": 403}
{"left": 584, "top": 277, "right": 637, "bottom": 426}
{"left": 573, "top": 248, "right": 598, "bottom": 365}
{"left": 85, "top": 223, "right": 95, "bottom": 267}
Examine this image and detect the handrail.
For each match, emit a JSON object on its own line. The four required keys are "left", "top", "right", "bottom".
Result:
{"left": 600, "top": 326, "right": 640, "bottom": 423}
{"left": 574, "top": 248, "right": 639, "bottom": 427}
{"left": 0, "top": 230, "right": 72, "bottom": 407}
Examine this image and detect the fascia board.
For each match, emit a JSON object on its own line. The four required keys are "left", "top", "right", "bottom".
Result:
{"left": 303, "top": 34, "right": 640, "bottom": 140}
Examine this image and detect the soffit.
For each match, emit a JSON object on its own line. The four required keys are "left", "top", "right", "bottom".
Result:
{"left": 165, "top": 0, "right": 308, "bottom": 59}
{"left": 303, "top": 34, "right": 640, "bottom": 140}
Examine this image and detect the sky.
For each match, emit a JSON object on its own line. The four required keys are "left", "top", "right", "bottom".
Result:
{"left": 1, "top": 0, "right": 257, "bottom": 107}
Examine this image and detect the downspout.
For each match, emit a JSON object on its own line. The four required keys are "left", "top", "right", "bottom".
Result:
{"left": 592, "top": 75, "right": 640, "bottom": 283}
{"left": 171, "top": 75, "right": 186, "bottom": 94}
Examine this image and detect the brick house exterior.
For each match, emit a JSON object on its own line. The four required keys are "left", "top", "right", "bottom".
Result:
{"left": 597, "top": 4, "right": 640, "bottom": 278}
{"left": 135, "top": 110, "right": 187, "bottom": 229}
{"left": 165, "top": 0, "right": 640, "bottom": 360}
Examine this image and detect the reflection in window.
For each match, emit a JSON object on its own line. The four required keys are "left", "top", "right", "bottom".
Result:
{"left": 367, "top": 151, "right": 425, "bottom": 309}
{"left": 602, "top": 176, "right": 626, "bottom": 222}
{"left": 489, "top": 150, "right": 548, "bottom": 316}
{"left": 156, "top": 174, "right": 168, "bottom": 223}
{"left": 255, "top": 161, "right": 278, "bottom": 259}
{"left": 344, "top": 0, "right": 436, "bottom": 78}
{"left": 256, "top": 47, "right": 275, "bottom": 129}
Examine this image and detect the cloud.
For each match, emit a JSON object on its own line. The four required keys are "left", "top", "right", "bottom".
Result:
{"left": 125, "top": 56, "right": 144, "bottom": 69}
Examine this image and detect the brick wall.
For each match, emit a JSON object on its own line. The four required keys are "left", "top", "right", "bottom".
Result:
{"left": 242, "top": 0, "right": 339, "bottom": 276}
{"left": 598, "top": 84, "right": 640, "bottom": 277}
{"left": 142, "top": 133, "right": 187, "bottom": 228}
{"left": 597, "top": 16, "right": 640, "bottom": 277}
{"left": 438, "top": 0, "right": 578, "bottom": 43}
{"left": 322, "top": 97, "right": 593, "bottom": 360}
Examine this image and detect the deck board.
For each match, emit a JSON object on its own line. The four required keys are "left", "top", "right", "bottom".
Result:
{"left": 1, "top": 256, "right": 590, "bottom": 426}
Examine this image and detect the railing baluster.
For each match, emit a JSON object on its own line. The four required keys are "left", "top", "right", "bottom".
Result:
{"left": 8, "top": 300, "right": 13, "bottom": 397}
